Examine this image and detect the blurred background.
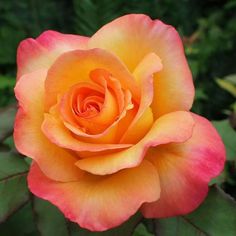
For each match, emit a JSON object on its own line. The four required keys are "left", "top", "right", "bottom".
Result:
{"left": 0, "top": 0, "right": 236, "bottom": 235}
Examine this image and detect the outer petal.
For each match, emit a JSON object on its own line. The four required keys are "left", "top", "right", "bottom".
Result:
{"left": 141, "top": 113, "right": 226, "bottom": 218}
{"left": 17, "top": 30, "right": 88, "bottom": 79}
{"left": 28, "top": 161, "right": 160, "bottom": 231}
{"left": 14, "top": 70, "right": 82, "bottom": 182}
{"left": 76, "top": 111, "right": 194, "bottom": 175}
{"left": 45, "top": 48, "right": 139, "bottom": 110}
{"left": 89, "top": 14, "right": 194, "bottom": 117}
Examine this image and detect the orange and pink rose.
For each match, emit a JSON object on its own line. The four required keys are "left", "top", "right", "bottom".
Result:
{"left": 14, "top": 14, "right": 225, "bottom": 231}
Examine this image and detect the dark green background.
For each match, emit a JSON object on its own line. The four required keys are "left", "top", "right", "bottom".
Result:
{"left": 0, "top": 0, "right": 236, "bottom": 235}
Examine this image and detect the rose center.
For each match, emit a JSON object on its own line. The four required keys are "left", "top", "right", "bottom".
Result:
{"left": 60, "top": 69, "right": 125, "bottom": 135}
{"left": 70, "top": 85, "right": 105, "bottom": 120}
{"left": 73, "top": 93, "right": 104, "bottom": 119}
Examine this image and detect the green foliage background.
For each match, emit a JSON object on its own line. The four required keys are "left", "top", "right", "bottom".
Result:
{"left": 0, "top": 0, "right": 236, "bottom": 235}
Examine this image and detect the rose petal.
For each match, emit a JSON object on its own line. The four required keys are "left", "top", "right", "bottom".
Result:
{"left": 17, "top": 30, "right": 88, "bottom": 80}
{"left": 90, "top": 69, "right": 125, "bottom": 114}
{"left": 36, "top": 30, "right": 88, "bottom": 50}
{"left": 76, "top": 111, "right": 194, "bottom": 175}
{"left": 89, "top": 14, "right": 194, "bottom": 117}
{"left": 45, "top": 48, "right": 139, "bottom": 110}
{"left": 42, "top": 113, "right": 132, "bottom": 152}
{"left": 28, "top": 160, "right": 160, "bottom": 231}
{"left": 43, "top": 87, "right": 133, "bottom": 146}
{"left": 59, "top": 82, "right": 104, "bottom": 130}
{"left": 119, "top": 107, "right": 154, "bottom": 144}
{"left": 14, "top": 70, "right": 83, "bottom": 182}
{"left": 60, "top": 76, "right": 119, "bottom": 134}
{"left": 120, "top": 53, "right": 162, "bottom": 143}
{"left": 141, "top": 113, "right": 226, "bottom": 218}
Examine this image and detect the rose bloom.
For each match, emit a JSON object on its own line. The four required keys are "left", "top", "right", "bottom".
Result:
{"left": 14, "top": 14, "right": 225, "bottom": 231}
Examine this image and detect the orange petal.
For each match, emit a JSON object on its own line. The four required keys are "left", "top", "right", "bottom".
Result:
{"left": 14, "top": 70, "right": 82, "bottom": 182}
{"left": 45, "top": 69, "right": 134, "bottom": 144}
{"left": 120, "top": 107, "right": 154, "bottom": 144}
{"left": 120, "top": 53, "right": 162, "bottom": 143}
{"left": 76, "top": 111, "right": 194, "bottom": 175}
{"left": 115, "top": 106, "right": 137, "bottom": 141}
{"left": 17, "top": 30, "right": 88, "bottom": 80}
{"left": 42, "top": 113, "right": 132, "bottom": 152}
{"left": 90, "top": 69, "right": 125, "bottom": 113}
{"left": 141, "top": 113, "right": 226, "bottom": 218}
{"left": 79, "top": 77, "right": 119, "bottom": 128}
{"left": 46, "top": 87, "right": 132, "bottom": 145}
{"left": 89, "top": 14, "right": 194, "bottom": 117}
{"left": 60, "top": 77, "right": 119, "bottom": 134}
{"left": 45, "top": 48, "right": 139, "bottom": 110}
{"left": 28, "top": 160, "right": 160, "bottom": 231}
{"left": 133, "top": 53, "right": 163, "bottom": 85}
{"left": 59, "top": 82, "right": 104, "bottom": 131}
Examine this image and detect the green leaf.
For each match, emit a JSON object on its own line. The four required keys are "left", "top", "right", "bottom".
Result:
{"left": 0, "top": 175, "right": 29, "bottom": 223}
{"left": 216, "top": 75, "right": 236, "bottom": 97}
{"left": 185, "top": 186, "right": 236, "bottom": 235}
{"left": 0, "top": 151, "right": 29, "bottom": 222}
{"left": 212, "top": 119, "right": 236, "bottom": 161}
{"left": 224, "top": 74, "right": 236, "bottom": 86}
{"left": 32, "top": 197, "right": 70, "bottom": 236}
{"left": 0, "top": 202, "right": 39, "bottom": 236}
{"left": 3, "top": 135, "right": 15, "bottom": 150}
{"left": 133, "top": 223, "right": 153, "bottom": 236}
{"left": 69, "top": 212, "right": 142, "bottom": 236}
{"left": 0, "top": 106, "right": 16, "bottom": 142}
{"left": 0, "top": 152, "right": 28, "bottom": 179}
{"left": 0, "top": 75, "right": 15, "bottom": 89}
{"left": 155, "top": 186, "right": 236, "bottom": 236}
{"left": 155, "top": 217, "right": 206, "bottom": 236}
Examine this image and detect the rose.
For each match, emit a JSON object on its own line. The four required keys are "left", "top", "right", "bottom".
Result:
{"left": 14, "top": 14, "right": 225, "bottom": 231}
